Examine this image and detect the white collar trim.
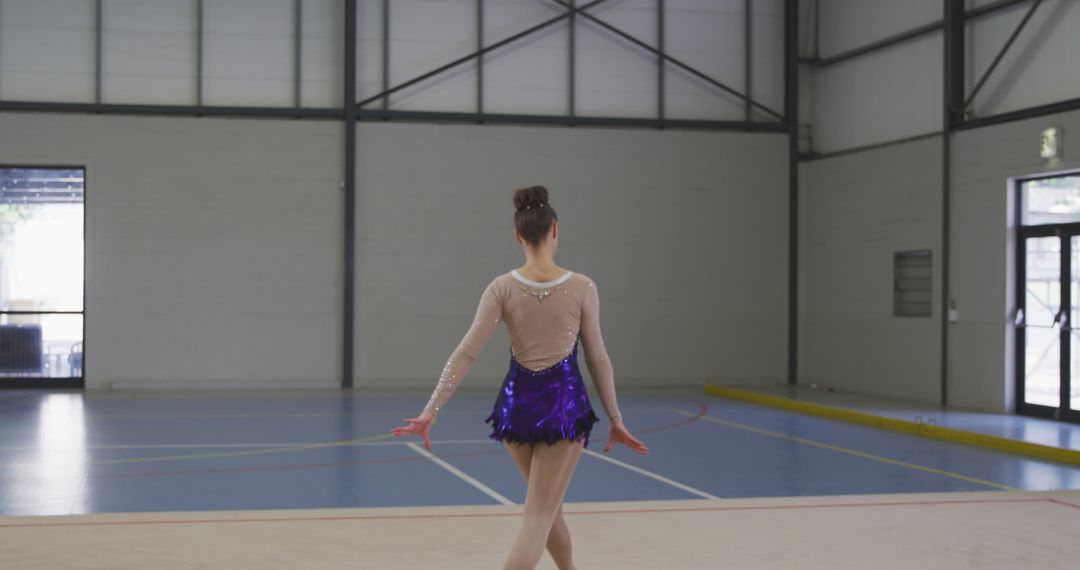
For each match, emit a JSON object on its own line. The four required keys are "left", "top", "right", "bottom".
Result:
{"left": 511, "top": 269, "right": 574, "bottom": 288}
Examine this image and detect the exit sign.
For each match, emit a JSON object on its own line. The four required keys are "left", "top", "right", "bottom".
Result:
{"left": 1041, "top": 126, "right": 1063, "bottom": 159}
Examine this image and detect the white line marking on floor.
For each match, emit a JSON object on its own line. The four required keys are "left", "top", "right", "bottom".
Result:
{"left": 582, "top": 449, "right": 721, "bottom": 500}
{"left": 405, "top": 442, "right": 514, "bottom": 505}
{"left": 363, "top": 439, "right": 494, "bottom": 446}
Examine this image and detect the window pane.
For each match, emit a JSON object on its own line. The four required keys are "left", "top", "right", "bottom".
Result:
{"left": 0, "top": 314, "right": 82, "bottom": 378}
{"left": 1024, "top": 236, "right": 1061, "bottom": 408}
{"left": 0, "top": 168, "right": 85, "bottom": 312}
{"left": 1022, "top": 176, "right": 1080, "bottom": 225}
{"left": 1025, "top": 237, "right": 1059, "bottom": 326}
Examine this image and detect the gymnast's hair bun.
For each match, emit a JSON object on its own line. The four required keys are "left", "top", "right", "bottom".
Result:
{"left": 512, "top": 185, "right": 557, "bottom": 247}
{"left": 513, "top": 185, "right": 549, "bottom": 212}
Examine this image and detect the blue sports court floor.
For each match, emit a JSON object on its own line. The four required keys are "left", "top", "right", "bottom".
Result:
{"left": 3, "top": 387, "right": 1079, "bottom": 517}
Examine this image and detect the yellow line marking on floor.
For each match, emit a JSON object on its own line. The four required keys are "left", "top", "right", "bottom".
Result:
{"left": 671, "top": 409, "right": 1017, "bottom": 491}
{"left": 703, "top": 385, "right": 1080, "bottom": 466}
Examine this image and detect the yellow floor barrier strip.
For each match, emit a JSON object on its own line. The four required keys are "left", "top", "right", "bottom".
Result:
{"left": 670, "top": 409, "right": 1016, "bottom": 490}
{"left": 704, "top": 385, "right": 1080, "bottom": 466}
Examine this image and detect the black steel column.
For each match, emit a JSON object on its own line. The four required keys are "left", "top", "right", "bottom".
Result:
{"left": 382, "top": 0, "right": 389, "bottom": 110}
{"left": 785, "top": 0, "right": 798, "bottom": 385}
{"left": 744, "top": 0, "right": 751, "bottom": 121}
{"left": 294, "top": 0, "right": 303, "bottom": 108}
{"left": 344, "top": 0, "right": 357, "bottom": 389}
{"left": 477, "top": 0, "right": 484, "bottom": 115}
{"left": 95, "top": 0, "right": 103, "bottom": 103}
{"left": 941, "top": 0, "right": 964, "bottom": 407}
{"left": 196, "top": 0, "right": 204, "bottom": 106}
{"left": 658, "top": 0, "right": 664, "bottom": 121}
{"left": 569, "top": 0, "right": 576, "bottom": 119}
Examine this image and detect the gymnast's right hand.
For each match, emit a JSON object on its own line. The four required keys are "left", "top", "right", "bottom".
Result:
{"left": 391, "top": 410, "right": 435, "bottom": 450}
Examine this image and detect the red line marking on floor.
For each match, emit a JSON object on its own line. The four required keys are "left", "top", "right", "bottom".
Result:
{"left": 92, "top": 398, "right": 709, "bottom": 480}
{"left": 1046, "top": 498, "right": 1080, "bottom": 510}
{"left": 631, "top": 398, "right": 709, "bottom": 436}
{"left": 1, "top": 498, "right": 1073, "bottom": 530}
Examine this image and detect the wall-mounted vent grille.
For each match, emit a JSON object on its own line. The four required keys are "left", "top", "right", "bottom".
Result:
{"left": 894, "top": 250, "right": 932, "bottom": 317}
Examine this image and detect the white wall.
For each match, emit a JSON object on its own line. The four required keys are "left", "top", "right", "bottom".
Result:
{"left": 352, "top": 122, "right": 790, "bottom": 390}
{"left": 799, "top": 0, "right": 1080, "bottom": 411}
{"left": 967, "top": 0, "right": 1080, "bottom": 118}
{"left": 811, "top": 32, "right": 942, "bottom": 152}
{"left": 367, "top": 0, "right": 787, "bottom": 119}
{"left": 807, "top": 0, "right": 1080, "bottom": 154}
{"left": 818, "top": 0, "right": 940, "bottom": 58}
{"left": 203, "top": 0, "right": 296, "bottom": 107}
{"left": 0, "top": 0, "right": 786, "bottom": 120}
{"left": 0, "top": 0, "right": 343, "bottom": 108}
{"left": 0, "top": 112, "right": 343, "bottom": 389}
{"left": 800, "top": 107, "right": 1080, "bottom": 412}
{"left": 951, "top": 108, "right": 1080, "bottom": 412}
{"left": 0, "top": 0, "right": 97, "bottom": 102}
{"left": 808, "top": 0, "right": 943, "bottom": 153}
{"left": 0, "top": 111, "right": 788, "bottom": 391}
{"left": 101, "top": 0, "right": 198, "bottom": 106}
{"left": 798, "top": 136, "right": 943, "bottom": 404}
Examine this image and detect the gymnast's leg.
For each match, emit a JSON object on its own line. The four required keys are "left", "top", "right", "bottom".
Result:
{"left": 504, "top": 442, "right": 576, "bottom": 570}
{"left": 503, "top": 439, "right": 584, "bottom": 570}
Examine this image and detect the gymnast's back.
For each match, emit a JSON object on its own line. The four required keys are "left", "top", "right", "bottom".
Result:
{"left": 423, "top": 267, "right": 621, "bottom": 423}
{"left": 496, "top": 269, "right": 607, "bottom": 371}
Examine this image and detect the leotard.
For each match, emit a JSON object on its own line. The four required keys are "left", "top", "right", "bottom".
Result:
{"left": 422, "top": 270, "right": 623, "bottom": 441}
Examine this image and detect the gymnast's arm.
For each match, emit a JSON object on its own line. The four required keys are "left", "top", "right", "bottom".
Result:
{"left": 421, "top": 278, "right": 503, "bottom": 418}
{"left": 579, "top": 278, "right": 624, "bottom": 425}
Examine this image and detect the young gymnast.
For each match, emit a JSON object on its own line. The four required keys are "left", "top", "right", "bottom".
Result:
{"left": 392, "top": 184, "right": 648, "bottom": 570}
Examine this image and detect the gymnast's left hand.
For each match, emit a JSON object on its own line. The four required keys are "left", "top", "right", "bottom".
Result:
{"left": 391, "top": 410, "right": 435, "bottom": 450}
{"left": 604, "top": 421, "right": 649, "bottom": 455}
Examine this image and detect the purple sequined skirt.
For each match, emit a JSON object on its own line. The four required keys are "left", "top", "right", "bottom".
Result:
{"left": 485, "top": 338, "right": 600, "bottom": 448}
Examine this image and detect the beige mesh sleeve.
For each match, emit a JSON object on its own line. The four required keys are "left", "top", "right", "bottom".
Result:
{"left": 579, "top": 278, "right": 623, "bottom": 424}
{"left": 422, "top": 278, "right": 503, "bottom": 417}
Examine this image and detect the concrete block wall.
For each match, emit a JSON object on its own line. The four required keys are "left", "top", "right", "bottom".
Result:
{"left": 806, "top": 0, "right": 1080, "bottom": 154}
{"left": 353, "top": 122, "right": 791, "bottom": 391}
{"left": 951, "top": 108, "right": 1080, "bottom": 412}
{"left": 798, "top": 136, "right": 943, "bottom": 404}
{"left": 0, "top": 112, "right": 344, "bottom": 389}
{"left": 0, "top": 112, "right": 790, "bottom": 391}
{"left": 799, "top": 107, "right": 1080, "bottom": 412}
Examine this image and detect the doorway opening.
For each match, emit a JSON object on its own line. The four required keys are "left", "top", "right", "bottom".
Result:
{"left": 1015, "top": 172, "right": 1080, "bottom": 422}
{"left": 0, "top": 166, "right": 85, "bottom": 389}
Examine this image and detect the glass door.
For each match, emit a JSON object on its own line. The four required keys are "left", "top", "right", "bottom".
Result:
{"left": 1016, "top": 230, "right": 1080, "bottom": 422}
{"left": 1016, "top": 174, "right": 1080, "bottom": 423}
